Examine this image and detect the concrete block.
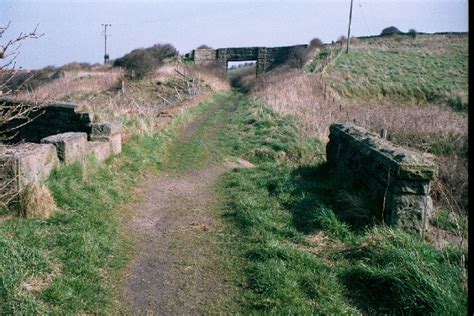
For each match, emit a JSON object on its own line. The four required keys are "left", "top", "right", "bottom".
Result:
{"left": 87, "top": 141, "right": 111, "bottom": 162}
{"left": 0, "top": 143, "right": 59, "bottom": 190}
{"left": 91, "top": 133, "right": 122, "bottom": 155}
{"left": 91, "top": 121, "right": 122, "bottom": 137}
{"left": 41, "top": 132, "right": 87, "bottom": 164}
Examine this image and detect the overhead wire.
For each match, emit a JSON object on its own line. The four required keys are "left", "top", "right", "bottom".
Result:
{"left": 357, "top": 1, "right": 372, "bottom": 36}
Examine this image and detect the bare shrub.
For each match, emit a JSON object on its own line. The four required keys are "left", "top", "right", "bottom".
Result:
{"left": 113, "top": 43, "right": 178, "bottom": 80}
{"left": 1, "top": 22, "right": 46, "bottom": 143}
{"left": 336, "top": 35, "right": 346, "bottom": 46}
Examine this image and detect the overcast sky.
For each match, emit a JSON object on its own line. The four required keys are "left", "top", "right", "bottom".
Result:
{"left": 0, "top": 0, "right": 468, "bottom": 70}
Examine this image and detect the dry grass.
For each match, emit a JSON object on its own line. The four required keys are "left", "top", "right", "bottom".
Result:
{"left": 17, "top": 67, "right": 123, "bottom": 102}
{"left": 20, "top": 182, "right": 58, "bottom": 218}
{"left": 253, "top": 70, "right": 466, "bottom": 142}
{"left": 14, "top": 61, "right": 230, "bottom": 136}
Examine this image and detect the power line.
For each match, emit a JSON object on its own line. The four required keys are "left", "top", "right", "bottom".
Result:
{"left": 101, "top": 23, "right": 111, "bottom": 64}
{"left": 358, "top": 1, "right": 372, "bottom": 36}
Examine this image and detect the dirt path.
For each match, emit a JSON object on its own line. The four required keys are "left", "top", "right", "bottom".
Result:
{"left": 123, "top": 100, "right": 244, "bottom": 314}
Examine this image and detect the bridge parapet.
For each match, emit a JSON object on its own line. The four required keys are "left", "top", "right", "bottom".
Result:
{"left": 326, "top": 123, "right": 437, "bottom": 234}
{"left": 191, "top": 44, "right": 308, "bottom": 75}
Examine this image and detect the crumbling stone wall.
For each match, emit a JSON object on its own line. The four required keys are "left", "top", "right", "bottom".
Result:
{"left": 1, "top": 99, "right": 92, "bottom": 144}
{"left": 1, "top": 103, "right": 122, "bottom": 214}
{"left": 326, "top": 123, "right": 437, "bottom": 234}
{"left": 193, "top": 49, "right": 217, "bottom": 65}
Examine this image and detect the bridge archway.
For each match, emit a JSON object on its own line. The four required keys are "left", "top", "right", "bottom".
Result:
{"left": 191, "top": 44, "right": 308, "bottom": 75}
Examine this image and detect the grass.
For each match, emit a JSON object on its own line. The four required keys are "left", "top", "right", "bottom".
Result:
{"left": 305, "top": 46, "right": 342, "bottom": 73}
{"left": 323, "top": 35, "right": 468, "bottom": 111}
{"left": 215, "top": 93, "right": 467, "bottom": 314}
{"left": 0, "top": 97, "right": 213, "bottom": 314}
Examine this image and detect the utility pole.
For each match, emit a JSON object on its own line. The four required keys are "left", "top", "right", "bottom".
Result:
{"left": 101, "top": 23, "right": 111, "bottom": 64}
{"left": 346, "top": 0, "right": 354, "bottom": 53}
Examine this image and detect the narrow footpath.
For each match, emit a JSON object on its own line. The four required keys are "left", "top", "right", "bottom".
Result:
{"left": 122, "top": 97, "right": 245, "bottom": 314}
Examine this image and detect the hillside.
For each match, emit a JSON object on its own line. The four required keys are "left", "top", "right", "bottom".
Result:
{"left": 321, "top": 34, "right": 468, "bottom": 111}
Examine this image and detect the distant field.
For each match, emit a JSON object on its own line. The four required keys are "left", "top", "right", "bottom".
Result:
{"left": 321, "top": 35, "right": 468, "bottom": 111}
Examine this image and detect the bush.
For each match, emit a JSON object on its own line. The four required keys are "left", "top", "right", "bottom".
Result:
{"left": 336, "top": 35, "right": 346, "bottom": 46}
{"left": 287, "top": 47, "right": 309, "bottom": 69}
{"left": 113, "top": 43, "right": 178, "bottom": 80}
{"left": 381, "top": 26, "right": 401, "bottom": 36}
{"left": 197, "top": 44, "right": 212, "bottom": 49}
{"left": 408, "top": 28, "right": 417, "bottom": 39}
{"left": 309, "top": 38, "right": 323, "bottom": 48}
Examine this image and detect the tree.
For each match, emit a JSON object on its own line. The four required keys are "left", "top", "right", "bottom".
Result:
{"left": 380, "top": 26, "right": 401, "bottom": 36}
{"left": 1, "top": 22, "right": 45, "bottom": 142}
{"left": 1, "top": 22, "right": 45, "bottom": 208}
{"left": 408, "top": 28, "right": 417, "bottom": 39}
{"left": 309, "top": 38, "right": 324, "bottom": 48}
{"left": 113, "top": 43, "right": 178, "bottom": 80}
{"left": 197, "top": 44, "right": 212, "bottom": 49}
{"left": 287, "top": 46, "right": 308, "bottom": 69}
{"left": 336, "top": 35, "right": 347, "bottom": 47}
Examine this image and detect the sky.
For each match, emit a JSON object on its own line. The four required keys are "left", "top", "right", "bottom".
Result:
{"left": 0, "top": 0, "right": 469, "bottom": 70}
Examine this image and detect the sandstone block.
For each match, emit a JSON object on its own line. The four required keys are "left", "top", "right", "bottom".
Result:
{"left": 87, "top": 141, "right": 111, "bottom": 162}
{"left": 90, "top": 133, "right": 122, "bottom": 155}
{"left": 0, "top": 143, "right": 59, "bottom": 190}
{"left": 326, "top": 122, "right": 437, "bottom": 235}
{"left": 386, "top": 193, "right": 433, "bottom": 234}
{"left": 91, "top": 121, "right": 122, "bottom": 137}
{"left": 41, "top": 132, "right": 87, "bottom": 164}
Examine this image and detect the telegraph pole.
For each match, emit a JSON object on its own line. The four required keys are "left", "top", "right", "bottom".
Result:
{"left": 101, "top": 23, "right": 111, "bottom": 64}
{"left": 346, "top": 0, "right": 354, "bottom": 53}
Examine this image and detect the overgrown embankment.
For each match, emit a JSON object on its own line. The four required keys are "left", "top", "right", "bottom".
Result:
{"left": 213, "top": 93, "right": 467, "bottom": 314}
{"left": 252, "top": 34, "right": 468, "bottom": 240}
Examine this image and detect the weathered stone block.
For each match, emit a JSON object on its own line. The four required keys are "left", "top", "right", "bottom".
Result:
{"left": 41, "top": 132, "right": 87, "bottom": 164}
{"left": 0, "top": 143, "right": 59, "bottom": 190}
{"left": 90, "top": 133, "right": 122, "bottom": 155}
{"left": 91, "top": 121, "right": 122, "bottom": 137}
{"left": 386, "top": 193, "right": 433, "bottom": 234}
{"left": 87, "top": 141, "right": 111, "bottom": 162}
{"left": 326, "top": 122, "right": 437, "bottom": 235}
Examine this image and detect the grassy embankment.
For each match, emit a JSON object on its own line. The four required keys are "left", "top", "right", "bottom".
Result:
{"left": 0, "top": 96, "right": 215, "bottom": 314}
{"left": 214, "top": 93, "right": 467, "bottom": 314}
{"left": 253, "top": 34, "right": 468, "bottom": 238}
{"left": 324, "top": 35, "right": 468, "bottom": 112}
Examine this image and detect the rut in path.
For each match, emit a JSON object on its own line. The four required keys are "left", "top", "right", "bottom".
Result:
{"left": 123, "top": 101, "right": 242, "bottom": 314}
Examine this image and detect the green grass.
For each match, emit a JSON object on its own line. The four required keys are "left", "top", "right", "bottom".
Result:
{"left": 322, "top": 35, "right": 468, "bottom": 111}
{"left": 0, "top": 98, "right": 215, "bottom": 314}
{"left": 215, "top": 93, "right": 467, "bottom": 314}
{"left": 305, "top": 46, "right": 342, "bottom": 73}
